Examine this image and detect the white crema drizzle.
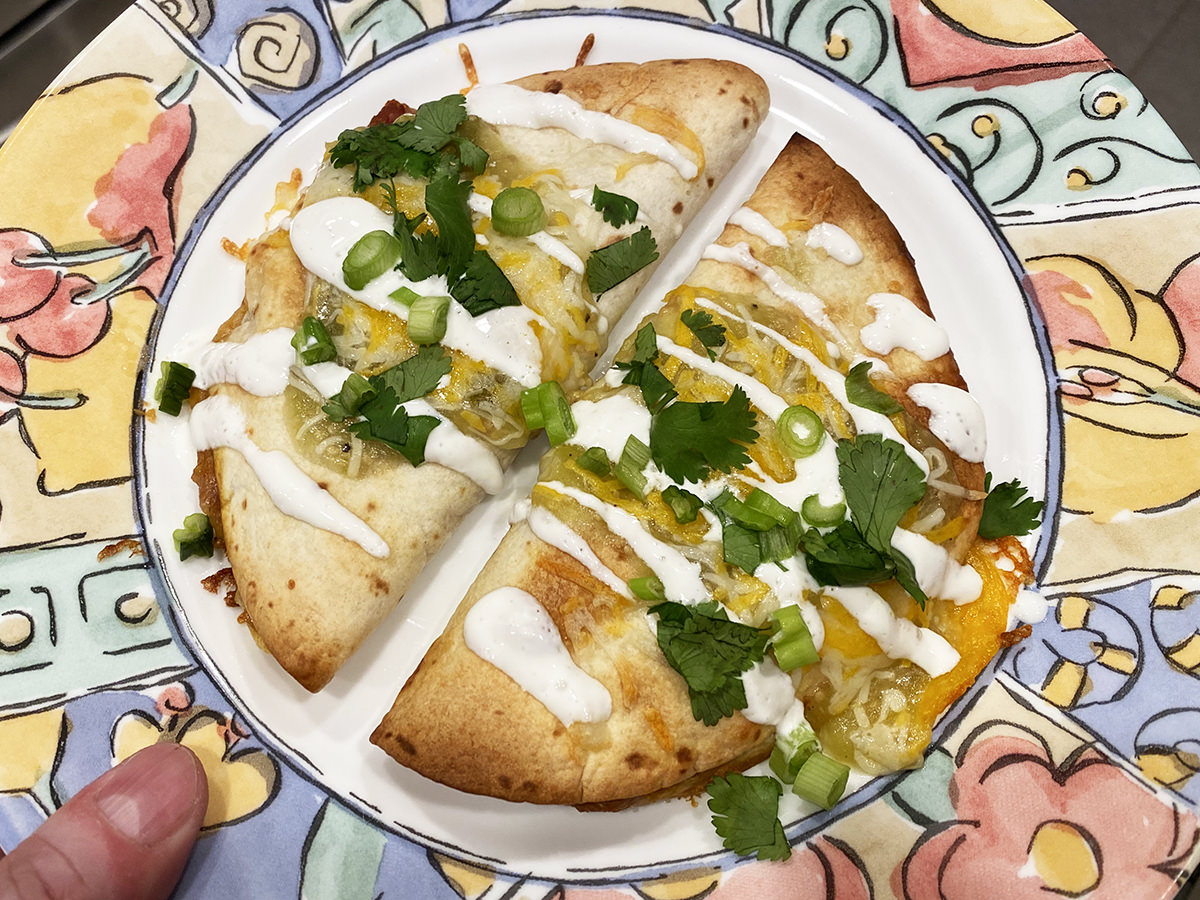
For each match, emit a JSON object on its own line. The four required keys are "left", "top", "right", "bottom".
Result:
{"left": 906, "top": 383, "right": 987, "bottom": 464}
{"left": 822, "top": 586, "right": 960, "bottom": 676}
{"left": 540, "top": 481, "right": 708, "bottom": 604}
{"left": 729, "top": 206, "right": 788, "bottom": 247}
{"left": 465, "top": 83, "right": 699, "bottom": 180}
{"left": 288, "top": 197, "right": 546, "bottom": 387}
{"left": 860, "top": 293, "right": 950, "bottom": 362}
{"left": 806, "top": 223, "right": 863, "bottom": 265}
{"left": 189, "top": 394, "right": 389, "bottom": 558}
{"left": 526, "top": 505, "right": 632, "bottom": 600}
{"left": 463, "top": 586, "right": 612, "bottom": 725}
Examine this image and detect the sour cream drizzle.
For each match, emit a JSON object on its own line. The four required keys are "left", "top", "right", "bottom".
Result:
{"left": 403, "top": 398, "right": 504, "bottom": 494}
{"left": 741, "top": 658, "right": 797, "bottom": 725}
{"left": 702, "top": 241, "right": 848, "bottom": 350}
{"left": 468, "top": 193, "right": 584, "bottom": 274}
{"left": 191, "top": 328, "right": 296, "bottom": 396}
{"left": 906, "top": 383, "right": 987, "bottom": 464}
{"left": 891, "top": 528, "right": 982, "bottom": 605}
{"left": 463, "top": 586, "right": 612, "bottom": 725}
{"left": 823, "top": 586, "right": 960, "bottom": 676}
{"left": 541, "top": 481, "right": 708, "bottom": 604}
{"left": 566, "top": 392, "right": 651, "bottom": 462}
{"left": 729, "top": 206, "right": 788, "bottom": 247}
{"left": 526, "top": 505, "right": 632, "bottom": 600}
{"left": 189, "top": 395, "right": 389, "bottom": 558}
{"left": 465, "top": 83, "right": 699, "bottom": 180}
{"left": 806, "top": 223, "right": 862, "bottom": 265}
{"left": 860, "top": 293, "right": 949, "bottom": 362}
{"left": 289, "top": 197, "right": 545, "bottom": 387}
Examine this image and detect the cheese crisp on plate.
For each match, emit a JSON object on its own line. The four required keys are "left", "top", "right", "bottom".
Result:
{"left": 372, "top": 136, "right": 1036, "bottom": 825}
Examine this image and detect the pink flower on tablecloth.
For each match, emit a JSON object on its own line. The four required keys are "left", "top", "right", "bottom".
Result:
{"left": 708, "top": 836, "right": 872, "bottom": 900}
{"left": 899, "top": 732, "right": 1198, "bottom": 900}
{"left": 559, "top": 836, "right": 871, "bottom": 900}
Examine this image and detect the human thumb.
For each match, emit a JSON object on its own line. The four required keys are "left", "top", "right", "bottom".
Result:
{"left": 0, "top": 742, "right": 208, "bottom": 900}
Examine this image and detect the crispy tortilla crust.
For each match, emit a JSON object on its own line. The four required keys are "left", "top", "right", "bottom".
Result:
{"left": 373, "top": 135, "right": 989, "bottom": 806}
{"left": 372, "top": 522, "right": 773, "bottom": 807}
{"left": 210, "top": 59, "right": 769, "bottom": 692}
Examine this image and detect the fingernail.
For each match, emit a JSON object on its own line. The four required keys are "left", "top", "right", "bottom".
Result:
{"left": 95, "top": 743, "right": 205, "bottom": 845}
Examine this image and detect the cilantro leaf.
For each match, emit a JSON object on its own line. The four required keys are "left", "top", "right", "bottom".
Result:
{"left": 797, "top": 435, "right": 930, "bottom": 606}
{"left": 651, "top": 601, "right": 770, "bottom": 725}
{"left": 372, "top": 344, "right": 451, "bottom": 403}
{"left": 799, "top": 521, "right": 893, "bottom": 586}
{"left": 392, "top": 211, "right": 442, "bottom": 282}
{"left": 586, "top": 226, "right": 659, "bottom": 294}
{"left": 707, "top": 773, "right": 790, "bottom": 861}
{"left": 454, "top": 136, "right": 489, "bottom": 176}
{"left": 405, "top": 94, "right": 468, "bottom": 153}
{"left": 347, "top": 390, "right": 439, "bottom": 466}
{"left": 979, "top": 476, "right": 1044, "bottom": 539}
{"left": 649, "top": 387, "right": 757, "bottom": 483}
{"left": 328, "top": 124, "right": 438, "bottom": 192}
{"left": 615, "top": 323, "right": 676, "bottom": 413}
{"left": 451, "top": 250, "right": 521, "bottom": 316}
{"left": 681, "top": 309, "right": 726, "bottom": 361}
{"left": 836, "top": 434, "right": 926, "bottom": 555}
{"left": 423, "top": 169, "right": 475, "bottom": 280}
{"left": 845, "top": 361, "right": 902, "bottom": 415}
{"left": 591, "top": 186, "right": 639, "bottom": 227}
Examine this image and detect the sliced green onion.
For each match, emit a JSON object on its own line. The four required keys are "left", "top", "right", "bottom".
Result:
{"left": 342, "top": 229, "right": 401, "bottom": 290}
{"left": 722, "top": 522, "right": 762, "bottom": 573}
{"left": 776, "top": 405, "right": 825, "bottom": 458}
{"left": 662, "top": 485, "right": 703, "bottom": 524}
{"left": 616, "top": 435, "right": 651, "bottom": 499}
{"left": 758, "top": 525, "right": 795, "bottom": 566}
{"left": 154, "top": 360, "right": 195, "bottom": 416}
{"left": 801, "top": 494, "right": 847, "bottom": 528}
{"left": 770, "top": 719, "right": 819, "bottom": 784}
{"left": 520, "top": 381, "right": 576, "bottom": 445}
{"left": 745, "top": 489, "right": 798, "bottom": 528}
{"left": 576, "top": 446, "right": 612, "bottom": 477}
{"left": 492, "top": 187, "right": 546, "bottom": 236}
{"left": 711, "top": 490, "right": 777, "bottom": 532}
{"left": 792, "top": 751, "right": 850, "bottom": 810}
{"left": 540, "top": 382, "right": 576, "bottom": 446}
{"left": 407, "top": 295, "right": 451, "bottom": 344}
{"left": 389, "top": 285, "right": 421, "bottom": 307}
{"left": 520, "top": 386, "right": 545, "bottom": 429}
{"left": 771, "top": 605, "right": 820, "bottom": 671}
{"left": 323, "top": 372, "right": 374, "bottom": 420}
{"left": 173, "top": 513, "right": 214, "bottom": 561}
{"left": 629, "top": 575, "right": 666, "bottom": 603}
{"left": 291, "top": 316, "right": 337, "bottom": 365}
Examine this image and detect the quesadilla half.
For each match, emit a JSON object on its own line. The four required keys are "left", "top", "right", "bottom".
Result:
{"left": 179, "top": 59, "right": 770, "bottom": 691}
{"left": 371, "top": 135, "right": 1034, "bottom": 811}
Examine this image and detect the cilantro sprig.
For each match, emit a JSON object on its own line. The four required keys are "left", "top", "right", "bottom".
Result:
{"left": 845, "top": 360, "right": 902, "bottom": 415}
{"left": 586, "top": 227, "right": 659, "bottom": 294}
{"left": 323, "top": 345, "right": 451, "bottom": 466}
{"left": 651, "top": 601, "right": 771, "bottom": 725}
{"left": 591, "top": 186, "right": 639, "bottom": 228}
{"left": 799, "top": 434, "right": 930, "bottom": 607}
{"left": 329, "top": 94, "right": 487, "bottom": 192}
{"left": 707, "top": 773, "right": 790, "bottom": 861}
{"left": 979, "top": 475, "right": 1044, "bottom": 539}
{"left": 680, "top": 308, "right": 727, "bottom": 361}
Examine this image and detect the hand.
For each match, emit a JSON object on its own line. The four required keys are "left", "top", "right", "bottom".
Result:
{"left": 0, "top": 742, "right": 208, "bottom": 900}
